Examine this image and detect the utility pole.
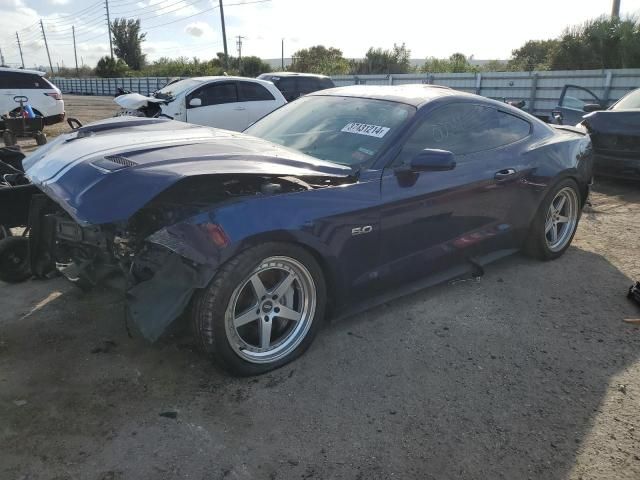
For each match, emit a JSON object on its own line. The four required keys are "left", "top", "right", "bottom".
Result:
{"left": 236, "top": 35, "right": 244, "bottom": 71}
{"left": 72, "top": 26, "right": 79, "bottom": 75}
{"left": 16, "top": 32, "right": 24, "bottom": 68}
{"left": 105, "top": 0, "right": 114, "bottom": 59}
{"left": 612, "top": 0, "right": 621, "bottom": 19}
{"left": 40, "top": 20, "right": 54, "bottom": 75}
{"left": 281, "top": 38, "right": 284, "bottom": 70}
{"left": 218, "top": 0, "right": 228, "bottom": 67}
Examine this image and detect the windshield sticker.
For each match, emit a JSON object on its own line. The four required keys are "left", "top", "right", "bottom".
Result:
{"left": 341, "top": 123, "right": 390, "bottom": 138}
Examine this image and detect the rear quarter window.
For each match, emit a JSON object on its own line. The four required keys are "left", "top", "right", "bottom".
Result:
{"left": 237, "top": 81, "right": 275, "bottom": 102}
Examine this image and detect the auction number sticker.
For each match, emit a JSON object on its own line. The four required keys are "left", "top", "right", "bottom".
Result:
{"left": 341, "top": 122, "right": 390, "bottom": 138}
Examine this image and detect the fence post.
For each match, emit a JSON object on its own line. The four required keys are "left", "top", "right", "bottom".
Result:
{"left": 528, "top": 73, "right": 538, "bottom": 114}
{"left": 146, "top": 77, "right": 150, "bottom": 96}
{"left": 475, "top": 73, "right": 482, "bottom": 95}
{"left": 603, "top": 70, "right": 613, "bottom": 106}
{"left": 388, "top": 74, "right": 393, "bottom": 85}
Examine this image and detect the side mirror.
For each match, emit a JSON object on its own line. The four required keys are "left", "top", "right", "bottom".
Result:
{"left": 551, "top": 110, "right": 563, "bottom": 125}
{"left": 188, "top": 97, "right": 202, "bottom": 108}
{"left": 583, "top": 103, "right": 603, "bottom": 113}
{"left": 401, "top": 149, "right": 456, "bottom": 173}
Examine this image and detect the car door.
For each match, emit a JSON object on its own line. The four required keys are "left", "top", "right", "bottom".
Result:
{"left": 553, "top": 85, "right": 603, "bottom": 125}
{"left": 236, "top": 81, "right": 279, "bottom": 128}
{"left": 185, "top": 81, "right": 248, "bottom": 131}
{"left": 378, "top": 102, "right": 531, "bottom": 288}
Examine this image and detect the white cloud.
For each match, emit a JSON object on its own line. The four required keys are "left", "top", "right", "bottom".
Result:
{"left": 50, "top": 0, "right": 70, "bottom": 5}
{"left": 185, "top": 21, "right": 214, "bottom": 39}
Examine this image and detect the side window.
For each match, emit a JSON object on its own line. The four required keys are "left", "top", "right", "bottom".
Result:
{"left": 561, "top": 86, "right": 600, "bottom": 110}
{"left": 188, "top": 82, "right": 237, "bottom": 107}
{"left": 275, "top": 77, "right": 297, "bottom": 98}
{"left": 0, "top": 72, "right": 29, "bottom": 89}
{"left": 319, "top": 78, "right": 335, "bottom": 89}
{"left": 394, "top": 104, "right": 530, "bottom": 165}
{"left": 237, "top": 81, "right": 275, "bottom": 102}
{"left": 297, "top": 78, "right": 317, "bottom": 95}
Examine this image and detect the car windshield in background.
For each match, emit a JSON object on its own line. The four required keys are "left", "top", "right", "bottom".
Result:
{"left": 154, "top": 79, "right": 203, "bottom": 100}
{"left": 611, "top": 89, "right": 640, "bottom": 110}
{"left": 245, "top": 95, "right": 415, "bottom": 166}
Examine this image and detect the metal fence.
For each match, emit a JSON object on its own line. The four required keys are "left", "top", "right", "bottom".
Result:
{"left": 52, "top": 68, "right": 640, "bottom": 119}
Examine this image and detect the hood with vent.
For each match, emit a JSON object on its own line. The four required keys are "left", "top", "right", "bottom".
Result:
{"left": 24, "top": 116, "right": 351, "bottom": 225}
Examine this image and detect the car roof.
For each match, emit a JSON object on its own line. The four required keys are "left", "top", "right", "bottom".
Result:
{"left": 309, "top": 84, "right": 463, "bottom": 107}
{"left": 189, "top": 76, "right": 276, "bottom": 87}
{"left": 260, "top": 72, "right": 332, "bottom": 79}
{"left": 0, "top": 67, "right": 46, "bottom": 76}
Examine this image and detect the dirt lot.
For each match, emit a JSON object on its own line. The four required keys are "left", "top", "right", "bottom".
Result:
{"left": 1, "top": 96, "right": 639, "bottom": 480}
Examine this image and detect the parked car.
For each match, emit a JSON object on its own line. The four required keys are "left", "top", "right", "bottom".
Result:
{"left": 580, "top": 87, "right": 640, "bottom": 179}
{"left": 257, "top": 72, "right": 335, "bottom": 102}
{"left": 0, "top": 67, "right": 65, "bottom": 125}
{"left": 114, "top": 76, "right": 286, "bottom": 131}
{"left": 15, "top": 85, "right": 592, "bottom": 375}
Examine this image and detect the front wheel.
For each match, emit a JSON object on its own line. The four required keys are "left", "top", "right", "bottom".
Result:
{"left": 191, "top": 243, "right": 326, "bottom": 376}
{"left": 0, "top": 236, "right": 31, "bottom": 283}
{"left": 524, "top": 178, "right": 582, "bottom": 260}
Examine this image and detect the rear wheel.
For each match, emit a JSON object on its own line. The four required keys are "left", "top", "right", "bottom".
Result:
{"left": 0, "top": 236, "right": 31, "bottom": 283}
{"left": 524, "top": 178, "right": 581, "bottom": 260}
{"left": 191, "top": 243, "right": 326, "bottom": 376}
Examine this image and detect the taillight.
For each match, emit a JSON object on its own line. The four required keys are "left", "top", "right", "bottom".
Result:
{"left": 44, "top": 92, "right": 62, "bottom": 100}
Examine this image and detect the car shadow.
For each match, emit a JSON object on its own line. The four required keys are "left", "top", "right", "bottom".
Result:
{"left": 0, "top": 246, "right": 639, "bottom": 479}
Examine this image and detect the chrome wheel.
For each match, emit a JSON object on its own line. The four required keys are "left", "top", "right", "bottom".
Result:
{"left": 225, "top": 256, "right": 317, "bottom": 364}
{"left": 545, "top": 186, "right": 579, "bottom": 252}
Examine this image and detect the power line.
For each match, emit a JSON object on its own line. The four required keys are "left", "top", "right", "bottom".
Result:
{"left": 109, "top": 0, "right": 208, "bottom": 18}
{"left": 143, "top": 0, "right": 271, "bottom": 31}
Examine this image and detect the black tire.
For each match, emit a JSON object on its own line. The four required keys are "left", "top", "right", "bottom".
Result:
{"left": 524, "top": 178, "right": 582, "bottom": 261}
{"left": 0, "top": 236, "right": 31, "bottom": 283}
{"left": 2, "top": 131, "right": 16, "bottom": 147}
{"left": 34, "top": 132, "right": 47, "bottom": 146}
{"left": 191, "top": 242, "right": 326, "bottom": 376}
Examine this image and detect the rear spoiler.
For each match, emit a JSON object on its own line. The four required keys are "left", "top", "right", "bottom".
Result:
{"left": 551, "top": 124, "right": 587, "bottom": 136}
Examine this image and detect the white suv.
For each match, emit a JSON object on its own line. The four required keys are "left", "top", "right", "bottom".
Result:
{"left": 0, "top": 68, "right": 65, "bottom": 125}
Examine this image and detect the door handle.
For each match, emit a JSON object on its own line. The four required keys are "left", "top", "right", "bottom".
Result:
{"left": 495, "top": 168, "right": 517, "bottom": 180}
{"left": 233, "top": 106, "right": 246, "bottom": 111}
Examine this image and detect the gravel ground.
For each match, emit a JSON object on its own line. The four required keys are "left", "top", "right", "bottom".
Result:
{"left": 1, "top": 96, "right": 639, "bottom": 480}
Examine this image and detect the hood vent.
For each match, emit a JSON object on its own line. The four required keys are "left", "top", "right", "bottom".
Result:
{"left": 92, "top": 155, "right": 138, "bottom": 171}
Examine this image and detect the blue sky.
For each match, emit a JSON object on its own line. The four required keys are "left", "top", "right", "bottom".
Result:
{"left": 1, "top": 0, "right": 640, "bottom": 71}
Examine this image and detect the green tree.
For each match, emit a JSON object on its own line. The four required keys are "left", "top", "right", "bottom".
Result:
{"left": 95, "top": 56, "right": 129, "bottom": 77}
{"left": 508, "top": 40, "right": 558, "bottom": 71}
{"left": 290, "top": 45, "right": 350, "bottom": 75}
{"left": 237, "top": 56, "right": 271, "bottom": 77}
{"left": 352, "top": 43, "right": 412, "bottom": 74}
{"left": 111, "top": 18, "right": 147, "bottom": 70}
{"left": 420, "top": 53, "right": 477, "bottom": 73}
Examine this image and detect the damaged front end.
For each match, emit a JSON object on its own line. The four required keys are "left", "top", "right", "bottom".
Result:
{"left": 29, "top": 173, "right": 348, "bottom": 340}
{"left": 22, "top": 117, "right": 353, "bottom": 339}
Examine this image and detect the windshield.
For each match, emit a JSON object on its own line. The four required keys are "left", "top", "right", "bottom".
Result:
{"left": 154, "top": 79, "right": 203, "bottom": 100}
{"left": 611, "top": 88, "right": 640, "bottom": 110}
{"left": 245, "top": 95, "right": 415, "bottom": 166}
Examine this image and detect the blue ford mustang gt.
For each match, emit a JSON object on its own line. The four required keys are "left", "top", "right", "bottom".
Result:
{"left": 19, "top": 85, "right": 592, "bottom": 375}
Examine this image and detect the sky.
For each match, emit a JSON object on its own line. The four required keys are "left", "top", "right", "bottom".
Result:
{"left": 0, "top": 0, "right": 639, "bottom": 71}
